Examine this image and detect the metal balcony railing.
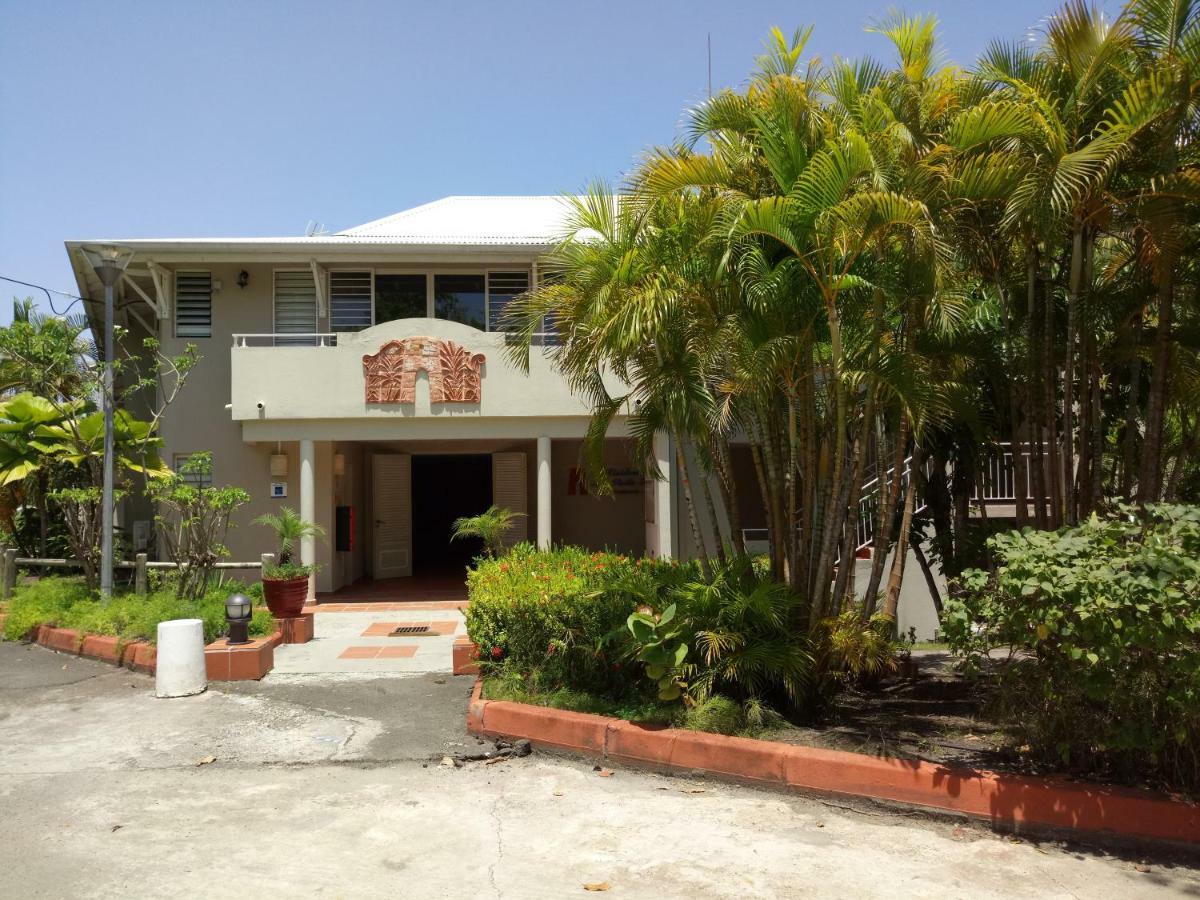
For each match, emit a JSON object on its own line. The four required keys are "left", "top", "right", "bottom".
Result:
{"left": 232, "top": 331, "right": 561, "bottom": 348}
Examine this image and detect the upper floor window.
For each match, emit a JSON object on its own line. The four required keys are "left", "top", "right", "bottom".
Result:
{"left": 434, "top": 274, "right": 486, "bottom": 330}
{"left": 273, "top": 270, "right": 317, "bottom": 345}
{"left": 329, "top": 271, "right": 372, "bottom": 332}
{"left": 174, "top": 271, "right": 212, "bottom": 338}
{"left": 375, "top": 274, "right": 427, "bottom": 324}
{"left": 486, "top": 271, "right": 530, "bottom": 332}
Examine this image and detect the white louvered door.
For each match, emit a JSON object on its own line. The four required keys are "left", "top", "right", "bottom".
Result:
{"left": 492, "top": 452, "right": 529, "bottom": 551}
{"left": 373, "top": 454, "right": 412, "bottom": 578}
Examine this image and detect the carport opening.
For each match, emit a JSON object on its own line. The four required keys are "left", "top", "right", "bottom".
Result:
{"left": 411, "top": 453, "right": 493, "bottom": 576}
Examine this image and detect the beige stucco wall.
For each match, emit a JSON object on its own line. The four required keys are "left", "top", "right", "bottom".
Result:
{"left": 551, "top": 439, "right": 645, "bottom": 556}
{"left": 143, "top": 259, "right": 656, "bottom": 593}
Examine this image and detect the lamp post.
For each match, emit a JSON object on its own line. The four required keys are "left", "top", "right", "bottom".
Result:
{"left": 224, "top": 593, "right": 252, "bottom": 645}
{"left": 80, "top": 244, "right": 134, "bottom": 600}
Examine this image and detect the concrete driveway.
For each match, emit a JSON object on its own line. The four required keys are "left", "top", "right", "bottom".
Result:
{"left": 0, "top": 641, "right": 1196, "bottom": 899}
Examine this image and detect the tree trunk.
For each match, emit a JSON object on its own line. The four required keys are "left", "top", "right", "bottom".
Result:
{"left": 863, "top": 416, "right": 908, "bottom": 616}
{"left": 1064, "top": 225, "right": 1082, "bottom": 525}
{"left": 911, "top": 536, "right": 943, "bottom": 616}
{"left": 883, "top": 450, "right": 920, "bottom": 619}
{"left": 1121, "top": 312, "right": 1144, "bottom": 501}
{"left": 675, "top": 442, "right": 710, "bottom": 578}
{"left": 1139, "top": 274, "right": 1174, "bottom": 503}
{"left": 1027, "top": 248, "right": 1048, "bottom": 529}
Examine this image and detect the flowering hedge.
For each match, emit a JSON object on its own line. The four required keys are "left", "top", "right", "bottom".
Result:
{"left": 464, "top": 543, "right": 697, "bottom": 692}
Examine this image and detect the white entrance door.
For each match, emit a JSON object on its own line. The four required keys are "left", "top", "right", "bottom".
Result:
{"left": 492, "top": 451, "right": 529, "bottom": 553}
{"left": 373, "top": 454, "right": 412, "bottom": 578}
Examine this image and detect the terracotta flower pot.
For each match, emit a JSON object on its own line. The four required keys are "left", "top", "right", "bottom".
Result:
{"left": 261, "top": 574, "right": 309, "bottom": 618}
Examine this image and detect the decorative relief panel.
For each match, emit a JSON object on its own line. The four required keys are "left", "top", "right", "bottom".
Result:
{"left": 362, "top": 338, "right": 485, "bottom": 404}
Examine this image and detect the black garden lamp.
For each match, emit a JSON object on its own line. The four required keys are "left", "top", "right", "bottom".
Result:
{"left": 225, "top": 593, "right": 252, "bottom": 645}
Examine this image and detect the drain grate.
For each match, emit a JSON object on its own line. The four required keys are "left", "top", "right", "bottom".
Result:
{"left": 389, "top": 625, "right": 431, "bottom": 637}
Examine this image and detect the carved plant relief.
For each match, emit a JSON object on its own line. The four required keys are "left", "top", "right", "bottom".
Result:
{"left": 362, "top": 338, "right": 485, "bottom": 404}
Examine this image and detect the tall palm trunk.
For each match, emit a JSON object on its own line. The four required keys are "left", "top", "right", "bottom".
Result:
{"left": 883, "top": 445, "right": 922, "bottom": 618}
{"left": 863, "top": 415, "right": 908, "bottom": 616}
{"left": 1064, "top": 225, "right": 1083, "bottom": 524}
{"left": 675, "top": 442, "right": 710, "bottom": 578}
{"left": 1139, "top": 274, "right": 1174, "bottom": 503}
{"left": 998, "top": 282, "right": 1029, "bottom": 525}
{"left": 1027, "top": 249, "right": 1048, "bottom": 529}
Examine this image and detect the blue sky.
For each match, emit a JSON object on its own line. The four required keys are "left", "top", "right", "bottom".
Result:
{"left": 0, "top": 0, "right": 1109, "bottom": 322}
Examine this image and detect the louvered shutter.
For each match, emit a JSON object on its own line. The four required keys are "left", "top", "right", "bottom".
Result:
{"left": 274, "top": 271, "right": 318, "bottom": 345}
{"left": 486, "top": 270, "right": 530, "bottom": 331}
{"left": 492, "top": 452, "right": 528, "bottom": 550}
{"left": 330, "top": 271, "right": 372, "bottom": 332}
{"left": 174, "top": 271, "right": 212, "bottom": 338}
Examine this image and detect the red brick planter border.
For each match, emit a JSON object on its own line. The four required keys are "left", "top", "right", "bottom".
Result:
{"left": 452, "top": 637, "right": 480, "bottom": 675}
{"left": 467, "top": 680, "right": 1200, "bottom": 847}
{"left": 25, "top": 623, "right": 285, "bottom": 681}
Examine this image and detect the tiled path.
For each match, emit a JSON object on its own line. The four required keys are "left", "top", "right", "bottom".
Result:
{"left": 270, "top": 602, "right": 466, "bottom": 675}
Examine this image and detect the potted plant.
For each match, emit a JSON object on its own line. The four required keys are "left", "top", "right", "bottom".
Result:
{"left": 254, "top": 507, "right": 325, "bottom": 618}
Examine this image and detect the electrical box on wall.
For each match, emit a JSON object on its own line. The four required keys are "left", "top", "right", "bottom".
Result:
{"left": 270, "top": 482, "right": 287, "bottom": 499}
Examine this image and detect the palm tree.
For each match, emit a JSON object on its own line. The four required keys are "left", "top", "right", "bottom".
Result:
{"left": 253, "top": 507, "right": 324, "bottom": 569}
{"left": 451, "top": 505, "right": 524, "bottom": 559}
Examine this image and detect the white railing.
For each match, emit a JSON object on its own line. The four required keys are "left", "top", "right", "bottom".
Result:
{"left": 233, "top": 333, "right": 339, "bottom": 348}
{"left": 737, "top": 443, "right": 1040, "bottom": 561}
{"left": 972, "top": 442, "right": 1034, "bottom": 502}
{"left": 232, "top": 331, "right": 562, "bottom": 348}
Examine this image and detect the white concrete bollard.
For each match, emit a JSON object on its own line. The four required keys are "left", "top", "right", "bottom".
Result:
{"left": 155, "top": 619, "right": 207, "bottom": 698}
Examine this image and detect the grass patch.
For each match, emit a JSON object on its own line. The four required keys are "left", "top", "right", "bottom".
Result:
{"left": 2, "top": 576, "right": 276, "bottom": 645}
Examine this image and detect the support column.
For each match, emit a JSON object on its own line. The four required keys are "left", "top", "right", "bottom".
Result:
{"left": 537, "top": 435, "right": 552, "bottom": 550}
{"left": 650, "top": 431, "right": 674, "bottom": 559}
{"left": 300, "top": 439, "right": 316, "bottom": 600}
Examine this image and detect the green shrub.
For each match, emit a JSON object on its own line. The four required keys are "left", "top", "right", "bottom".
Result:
{"left": 1, "top": 577, "right": 92, "bottom": 640}
{"left": 3, "top": 576, "right": 279, "bottom": 644}
{"left": 945, "top": 504, "right": 1200, "bottom": 792}
{"left": 465, "top": 543, "right": 696, "bottom": 692}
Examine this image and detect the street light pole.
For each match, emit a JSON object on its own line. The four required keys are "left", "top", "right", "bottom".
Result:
{"left": 101, "top": 275, "right": 115, "bottom": 599}
{"left": 80, "top": 245, "right": 134, "bottom": 601}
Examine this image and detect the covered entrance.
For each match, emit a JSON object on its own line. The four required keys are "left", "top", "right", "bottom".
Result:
{"left": 412, "top": 454, "right": 492, "bottom": 576}
{"left": 367, "top": 447, "right": 531, "bottom": 584}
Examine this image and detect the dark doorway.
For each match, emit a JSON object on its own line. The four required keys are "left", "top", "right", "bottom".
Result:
{"left": 411, "top": 454, "right": 493, "bottom": 576}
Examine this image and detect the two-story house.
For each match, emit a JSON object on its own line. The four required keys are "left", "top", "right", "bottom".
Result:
{"left": 65, "top": 196, "right": 680, "bottom": 598}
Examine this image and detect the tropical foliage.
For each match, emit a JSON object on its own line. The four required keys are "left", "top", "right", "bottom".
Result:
{"left": 466, "top": 545, "right": 902, "bottom": 725}
{"left": 254, "top": 506, "right": 325, "bottom": 579}
{"left": 0, "top": 297, "right": 198, "bottom": 588}
{"left": 149, "top": 452, "right": 250, "bottom": 600}
{"left": 2, "top": 575, "right": 275, "bottom": 645}
{"left": 503, "top": 0, "right": 1200, "bottom": 620}
{"left": 450, "top": 505, "right": 524, "bottom": 558}
{"left": 945, "top": 505, "right": 1200, "bottom": 791}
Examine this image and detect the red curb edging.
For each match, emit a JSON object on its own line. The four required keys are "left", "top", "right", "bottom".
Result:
{"left": 453, "top": 637, "right": 480, "bottom": 675}
{"left": 466, "top": 680, "right": 1200, "bottom": 847}
{"left": 25, "top": 625, "right": 279, "bottom": 681}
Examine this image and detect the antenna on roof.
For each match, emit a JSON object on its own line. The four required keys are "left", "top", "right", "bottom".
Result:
{"left": 305, "top": 220, "right": 327, "bottom": 237}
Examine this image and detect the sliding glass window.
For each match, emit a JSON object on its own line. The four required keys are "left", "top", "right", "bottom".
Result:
{"left": 434, "top": 274, "right": 486, "bottom": 330}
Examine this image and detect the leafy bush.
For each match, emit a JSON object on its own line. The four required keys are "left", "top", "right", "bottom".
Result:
{"left": 465, "top": 543, "right": 696, "bottom": 693}
{"left": 945, "top": 505, "right": 1200, "bottom": 791}
{"left": 3, "top": 575, "right": 277, "bottom": 644}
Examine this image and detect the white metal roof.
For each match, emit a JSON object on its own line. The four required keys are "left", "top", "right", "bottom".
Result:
{"left": 336, "top": 196, "right": 574, "bottom": 245}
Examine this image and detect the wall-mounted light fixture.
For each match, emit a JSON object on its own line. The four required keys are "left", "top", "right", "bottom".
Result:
{"left": 237, "top": 270, "right": 250, "bottom": 288}
{"left": 333, "top": 453, "right": 345, "bottom": 477}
